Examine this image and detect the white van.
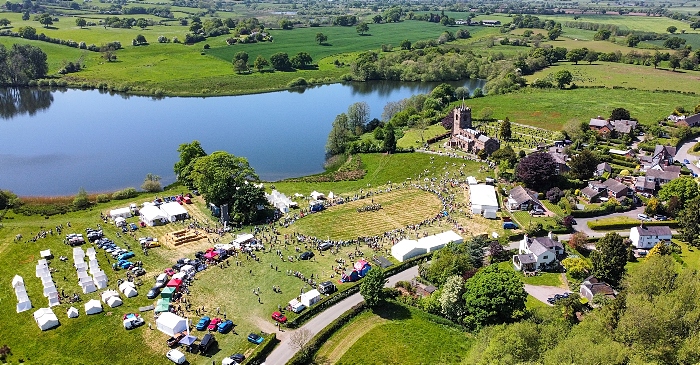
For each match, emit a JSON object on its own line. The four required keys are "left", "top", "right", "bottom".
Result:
{"left": 637, "top": 213, "right": 650, "bottom": 221}
{"left": 166, "top": 349, "right": 186, "bottom": 364}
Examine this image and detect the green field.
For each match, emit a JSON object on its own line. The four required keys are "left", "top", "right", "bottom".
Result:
{"left": 317, "top": 302, "right": 472, "bottom": 365}
{"left": 461, "top": 88, "right": 699, "bottom": 130}
{"left": 539, "top": 14, "right": 694, "bottom": 34}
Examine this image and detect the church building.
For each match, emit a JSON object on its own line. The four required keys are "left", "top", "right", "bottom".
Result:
{"left": 448, "top": 104, "right": 500, "bottom": 156}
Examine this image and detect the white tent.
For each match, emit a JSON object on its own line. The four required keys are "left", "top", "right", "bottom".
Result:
{"left": 232, "top": 234, "right": 255, "bottom": 246}
{"left": 67, "top": 307, "right": 79, "bottom": 318}
{"left": 14, "top": 276, "right": 32, "bottom": 313}
{"left": 416, "top": 231, "right": 463, "bottom": 253}
{"left": 119, "top": 281, "right": 138, "bottom": 298}
{"left": 101, "top": 290, "right": 122, "bottom": 308}
{"left": 265, "top": 190, "right": 294, "bottom": 213}
{"left": 85, "top": 299, "right": 103, "bottom": 315}
{"left": 140, "top": 205, "right": 168, "bottom": 226}
{"left": 391, "top": 239, "right": 427, "bottom": 262}
{"left": 11, "top": 275, "right": 24, "bottom": 289}
{"left": 469, "top": 184, "right": 499, "bottom": 215}
{"left": 110, "top": 207, "right": 132, "bottom": 219}
{"left": 300, "top": 289, "right": 321, "bottom": 307}
{"left": 114, "top": 217, "right": 126, "bottom": 227}
{"left": 328, "top": 192, "right": 335, "bottom": 200}
{"left": 156, "top": 312, "right": 188, "bottom": 337}
{"left": 40, "top": 249, "right": 52, "bottom": 259}
{"left": 161, "top": 202, "right": 189, "bottom": 222}
{"left": 34, "top": 308, "right": 59, "bottom": 331}
{"left": 310, "top": 191, "right": 325, "bottom": 200}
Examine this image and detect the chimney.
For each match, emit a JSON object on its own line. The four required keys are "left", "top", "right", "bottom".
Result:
{"left": 548, "top": 231, "right": 553, "bottom": 239}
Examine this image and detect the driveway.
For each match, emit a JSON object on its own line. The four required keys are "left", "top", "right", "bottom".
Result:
{"left": 567, "top": 205, "right": 645, "bottom": 239}
{"left": 264, "top": 265, "right": 420, "bottom": 365}
{"left": 676, "top": 136, "right": 700, "bottom": 175}
{"left": 524, "top": 284, "right": 571, "bottom": 306}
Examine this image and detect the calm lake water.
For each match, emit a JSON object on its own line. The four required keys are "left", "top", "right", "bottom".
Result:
{"left": 0, "top": 79, "right": 485, "bottom": 196}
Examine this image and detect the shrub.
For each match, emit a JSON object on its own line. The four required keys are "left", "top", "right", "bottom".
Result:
{"left": 95, "top": 194, "right": 110, "bottom": 203}
{"left": 112, "top": 187, "right": 138, "bottom": 200}
{"left": 287, "top": 77, "right": 308, "bottom": 88}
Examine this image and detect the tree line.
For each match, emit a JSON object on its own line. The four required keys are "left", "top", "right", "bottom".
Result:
{"left": 0, "top": 43, "right": 48, "bottom": 85}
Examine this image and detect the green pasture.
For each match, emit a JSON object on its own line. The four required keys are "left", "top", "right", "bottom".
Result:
{"left": 396, "top": 124, "right": 448, "bottom": 149}
{"left": 647, "top": 33, "right": 700, "bottom": 50}
{"left": 461, "top": 88, "right": 699, "bottom": 130}
{"left": 527, "top": 61, "right": 700, "bottom": 94}
{"left": 538, "top": 14, "right": 693, "bottom": 34}
{"left": 329, "top": 302, "right": 472, "bottom": 365}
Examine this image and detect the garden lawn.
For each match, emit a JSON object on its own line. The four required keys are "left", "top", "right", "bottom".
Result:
{"left": 511, "top": 210, "right": 561, "bottom": 230}
{"left": 526, "top": 62, "right": 700, "bottom": 94}
{"left": 292, "top": 188, "right": 442, "bottom": 240}
{"left": 461, "top": 88, "right": 699, "bottom": 130}
{"left": 521, "top": 272, "right": 566, "bottom": 287}
{"left": 330, "top": 302, "right": 472, "bottom": 365}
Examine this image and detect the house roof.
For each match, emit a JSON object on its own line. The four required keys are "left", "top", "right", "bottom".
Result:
{"left": 509, "top": 186, "right": 540, "bottom": 205}
{"left": 632, "top": 225, "right": 672, "bottom": 237}
{"left": 597, "top": 162, "right": 612, "bottom": 173}
{"left": 589, "top": 118, "right": 610, "bottom": 128}
{"left": 516, "top": 253, "right": 537, "bottom": 264}
{"left": 678, "top": 113, "right": 700, "bottom": 127}
{"left": 602, "top": 178, "right": 628, "bottom": 194}
{"left": 654, "top": 145, "right": 677, "bottom": 158}
{"left": 532, "top": 237, "right": 564, "bottom": 251}
{"left": 581, "top": 186, "right": 602, "bottom": 198}
{"left": 582, "top": 276, "right": 616, "bottom": 297}
{"left": 635, "top": 176, "right": 656, "bottom": 190}
{"left": 646, "top": 169, "right": 680, "bottom": 181}
{"left": 549, "top": 152, "right": 568, "bottom": 165}
{"left": 611, "top": 119, "right": 637, "bottom": 134}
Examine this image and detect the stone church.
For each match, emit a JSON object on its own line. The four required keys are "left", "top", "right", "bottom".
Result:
{"left": 448, "top": 104, "right": 500, "bottom": 156}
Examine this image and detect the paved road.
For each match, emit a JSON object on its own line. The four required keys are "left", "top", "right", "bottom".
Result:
{"left": 264, "top": 265, "right": 420, "bottom": 365}
{"left": 568, "top": 205, "right": 645, "bottom": 239}
{"left": 676, "top": 136, "right": 700, "bottom": 175}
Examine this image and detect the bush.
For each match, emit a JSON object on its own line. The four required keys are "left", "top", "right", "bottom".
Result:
{"left": 587, "top": 219, "right": 678, "bottom": 230}
{"left": 95, "top": 194, "right": 110, "bottom": 203}
{"left": 287, "top": 77, "right": 308, "bottom": 88}
{"left": 111, "top": 187, "right": 138, "bottom": 200}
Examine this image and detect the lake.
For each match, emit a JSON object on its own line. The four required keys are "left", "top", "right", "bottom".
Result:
{"left": 0, "top": 79, "right": 485, "bottom": 196}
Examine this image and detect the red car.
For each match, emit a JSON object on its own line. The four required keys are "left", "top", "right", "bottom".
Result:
{"left": 271, "top": 311, "right": 287, "bottom": 323}
{"left": 208, "top": 317, "right": 222, "bottom": 331}
{"left": 164, "top": 268, "right": 175, "bottom": 276}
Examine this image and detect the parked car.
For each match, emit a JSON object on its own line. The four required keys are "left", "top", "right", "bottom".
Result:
{"left": 218, "top": 320, "right": 234, "bottom": 333}
{"left": 199, "top": 333, "right": 216, "bottom": 353}
{"left": 247, "top": 333, "right": 264, "bottom": 345}
{"left": 503, "top": 222, "right": 518, "bottom": 229}
{"left": 146, "top": 286, "right": 161, "bottom": 299}
{"left": 318, "top": 281, "right": 337, "bottom": 295}
{"left": 208, "top": 317, "right": 222, "bottom": 331}
{"left": 196, "top": 316, "right": 211, "bottom": 331}
{"left": 117, "top": 251, "right": 135, "bottom": 261}
{"left": 637, "top": 213, "right": 651, "bottom": 221}
{"left": 655, "top": 215, "right": 668, "bottom": 221}
{"left": 299, "top": 251, "right": 314, "bottom": 260}
{"left": 129, "top": 223, "right": 138, "bottom": 231}
{"left": 317, "top": 242, "right": 332, "bottom": 251}
{"left": 684, "top": 159, "right": 690, "bottom": 164}
{"left": 271, "top": 311, "right": 287, "bottom": 323}
{"left": 166, "top": 349, "right": 186, "bottom": 364}
{"left": 529, "top": 210, "right": 545, "bottom": 216}
{"left": 123, "top": 313, "right": 145, "bottom": 329}
{"left": 229, "top": 353, "right": 245, "bottom": 364}
{"left": 163, "top": 268, "right": 176, "bottom": 277}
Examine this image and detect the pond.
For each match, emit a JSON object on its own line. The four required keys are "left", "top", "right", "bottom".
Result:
{"left": 0, "top": 79, "right": 485, "bottom": 196}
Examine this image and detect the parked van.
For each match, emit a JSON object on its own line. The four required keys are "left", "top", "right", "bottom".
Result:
{"left": 166, "top": 349, "right": 186, "bottom": 364}
{"left": 199, "top": 333, "right": 216, "bottom": 354}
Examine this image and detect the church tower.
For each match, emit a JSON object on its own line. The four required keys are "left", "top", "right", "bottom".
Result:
{"left": 453, "top": 100, "right": 472, "bottom": 135}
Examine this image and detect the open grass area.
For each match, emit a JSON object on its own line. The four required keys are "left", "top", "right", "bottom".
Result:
{"left": 538, "top": 14, "right": 693, "bottom": 34}
{"left": 511, "top": 210, "right": 561, "bottom": 230}
{"left": 527, "top": 62, "right": 700, "bottom": 94}
{"left": 292, "top": 188, "right": 442, "bottom": 240}
{"left": 521, "top": 272, "right": 566, "bottom": 287}
{"left": 462, "top": 87, "right": 700, "bottom": 130}
{"left": 325, "top": 302, "right": 472, "bottom": 365}
{"left": 396, "top": 124, "right": 449, "bottom": 149}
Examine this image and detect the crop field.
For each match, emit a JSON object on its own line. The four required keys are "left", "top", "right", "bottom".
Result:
{"left": 315, "top": 301, "right": 472, "bottom": 365}
{"left": 527, "top": 62, "right": 700, "bottom": 95}
{"left": 462, "top": 88, "right": 700, "bottom": 130}
{"left": 292, "top": 188, "right": 443, "bottom": 240}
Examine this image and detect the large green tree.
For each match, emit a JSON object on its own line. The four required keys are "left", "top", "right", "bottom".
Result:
{"left": 679, "top": 196, "right": 700, "bottom": 246}
{"left": 290, "top": 52, "right": 312, "bottom": 69}
{"left": 568, "top": 149, "right": 599, "bottom": 180}
{"left": 499, "top": 118, "right": 512, "bottom": 141}
{"left": 189, "top": 151, "right": 266, "bottom": 223}
{"left": 590, "top": 232, "right": 628, "bottom": 287}
{"left": 658, "top": 176, "right": 699, "bottom": 204}
{"left": 346, "top": 102, "right": 370, "bottom": 135}
{"left": 360, "top": 267, "right": 386, "bottom": 307}
{"left": 383, "top": 123, "right": 396, "bottom": 153}
{"left": 463, "top": 265, "right": 527, "bottom": 328}
{"left": 439, "top": 275, "right": 466, "bottom": 323}
{"left": 325, "top": 113, "right": 352, "bottom": 155}
{"left": 174, "top": 140, "right": 207, "bottom": 187}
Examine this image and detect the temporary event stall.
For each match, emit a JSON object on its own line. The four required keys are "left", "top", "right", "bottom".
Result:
{"left": 114, "top": 217, "right": 126, "bottom": 227}
{"left": 310, "top": 191, "right": 325, "bottom": 200}
{"left": 391, "top": 239, "right": 426, "bottom": 263}
{"left": 34, "top": 307, "right": 59, "bottom": 331}
{"left": 288, "top": 299, "right": 306, "bottom": 313}
{"left": 300, "top": 289, "right": 321, "bottom": 307}
{"left": 67, "top": 307, "right": 79, "bottom": 318}
{"left": 40, "top": 249, "right": 52, "bottom": 259}
{"left": 119, "top": 281, "right": 138, "bottom": 298}
{"left": 156, "top": 312, "right": 187, "bottom": 337}
{"left": 110, "top": 207, "right": 132, "bottom": 220}
{"left": 416, "top": 231, "right": 464, "bottom": 253}
{"left": 469, "top": 184, "right": 499, "bottom": 216}
{"left": 155, "top": 298, "right": 171, "bottom": 313}
{"left": 467, "top": 176, "right": 478, "bottom": 185}
{"left": 101, "top": 290, "right": 123, "bottom": 308}
{"left": 139, "top": 205, "right": 168, "bottom": 226}
{"left": 160, "top": 202, "right": 189, "bottom": 222}
{"left": 161, "top": 287, "right": 176, "bottom": 299}
{"left": 340, "top": 259, "right": 372, "bottom": 283}
{"left": 265, "top": 190, "right": 295, "bottom": 213}
{"left": 84, "top": 299, "right": 103, "bottom": 315}
{"left": 12, "top": 275, "right": 32, "bottom": 313}
{"left": 166, "top": 278, "right": 183, "bottom": 289}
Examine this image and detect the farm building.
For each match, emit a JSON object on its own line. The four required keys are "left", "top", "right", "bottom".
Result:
{"left": 160, "top": 202, "right": 189, "bottom": 222}
{"left": 470, "top": 184, "right": 499, "bottom": 216}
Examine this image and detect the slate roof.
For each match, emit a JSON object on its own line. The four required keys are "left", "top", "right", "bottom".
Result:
{"left": 602, "top": 178, "right": 628, "bottom": 194}
{"left": 582, "top": 276, "right": 616, "bottom": 297}
{"left": 633, "top": 225, "right": 672, "bottom": 237}
{"left": 653, "top": 145, "right": 677, "bottom": 159}
{"left": 532, "top": 237, "right": 564, "bottom": 251}
{"left": 611, "top": 119, "right": 637, "bottom": 134}
{"left": 509, "top": 186, "right": 540, "bottom": 205}
{"left": 635, "top": 176, "right": 656, "bottom": 191}
{"left": 597, "top": 162, "right": 612, "bottom": 174}
{"left": 516, "top": 253, "right": 537, "bottom": 264}
{"left": 646, "top": 168, "right": 680, "bottom": 181}
{"left": 581, "top": 187, "right": 602, "bottom": 199}
{"left": 589, "top": 118, "right": 610, "bottom": 128}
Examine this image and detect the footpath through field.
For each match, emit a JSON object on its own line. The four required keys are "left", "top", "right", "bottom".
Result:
{"left": 264, "top": 265, "right": 420, "bottom": 365}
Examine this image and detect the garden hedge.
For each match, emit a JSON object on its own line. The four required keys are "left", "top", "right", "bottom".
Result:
{"left": 243, "top": 333, "right": 278, "bottom": 365}
{"left": 587, "top": 220, "right": 678, "bottom": 230}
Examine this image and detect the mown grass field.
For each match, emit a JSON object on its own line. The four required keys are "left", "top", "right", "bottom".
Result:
{"left": 538, "top": 14, "right": 694, "bottom": 34}
{"left": 526, "top": 62, "right": 700, "bottom": 94}
{"left": 397, "top": 124, "right": 448, "bottom": 149}
{"left": 292, "top": 188, "right": 442, "bottom": 239}
{"left": 462, "top": 88, "right": 700, "bottom": 130}
{"left": 321, "top": 302, "right": 473, "bottom": 365}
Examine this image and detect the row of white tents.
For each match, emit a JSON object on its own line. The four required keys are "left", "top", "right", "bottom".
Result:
{"left": 391, "top": 231, "right": 464, "bottom": 262}
{"left": 265, "top": 190, "right": 297, "bottom": 213}
{"left": 12, "top": 275, "right": 32, "bottom": 313}
{"left": 35, "top": 259, "right": 60, "bottom": 307}
{"left": 74, "top": 247, "right": 108, "bottom": 294}
{"left": 140, "top": 202, "right": 189, "bottom": 226}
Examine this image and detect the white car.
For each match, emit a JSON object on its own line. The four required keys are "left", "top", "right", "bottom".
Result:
{"left": 166, "top": 349, "right": 186, "bottom": 364}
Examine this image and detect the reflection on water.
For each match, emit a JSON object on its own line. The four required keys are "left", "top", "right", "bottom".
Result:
{"left": 0, "top": 88, "right": 54, "bottom": 119}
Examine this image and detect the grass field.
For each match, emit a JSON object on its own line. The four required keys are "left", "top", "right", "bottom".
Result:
{"left": 461, "top": 88, "right": 700, "bottom": 130}
{"left": 527, "top": 62, "right": 700, "bottom": 94}
{"left": 396, "top": 124, "right": 449, "bottom": 149}
{"left": 538, "top": 14, "right": 694, "bottom": 34}
{"left": 319, "top": 302, "right": 473, "bottom": 365}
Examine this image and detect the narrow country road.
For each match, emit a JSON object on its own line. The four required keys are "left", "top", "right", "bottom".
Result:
{"left": 675, "top": 136, "right": 700, "bottom": 175}
{"left": 264, "top": 265, "right": 420, "bottom": 365}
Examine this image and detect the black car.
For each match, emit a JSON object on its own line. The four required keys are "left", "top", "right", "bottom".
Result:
{"left": 230, "top": 353, "right": 245, "bottom": 364}
{"left": 146, "top": 286, "right": 161, "bottom": 299}
{"left": 299, "top": 251, "right": 314, "bottom": 260}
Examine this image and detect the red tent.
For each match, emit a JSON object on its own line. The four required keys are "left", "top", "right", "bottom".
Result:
{"left": 204, "top": 251, "right": 217, "bottom": 260}
{"left": 166, "top": 278, "right": 182, "bottom": 288}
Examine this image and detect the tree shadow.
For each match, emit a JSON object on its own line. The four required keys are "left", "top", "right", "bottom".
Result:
{"left": 371, "top": 301, "right": 412, "bottom": 320}
{"left": 320, "top": 42, "right": 332, "bottom": 46}
{"left": 359, "top": 33, "right": 372, "bottom": 36}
